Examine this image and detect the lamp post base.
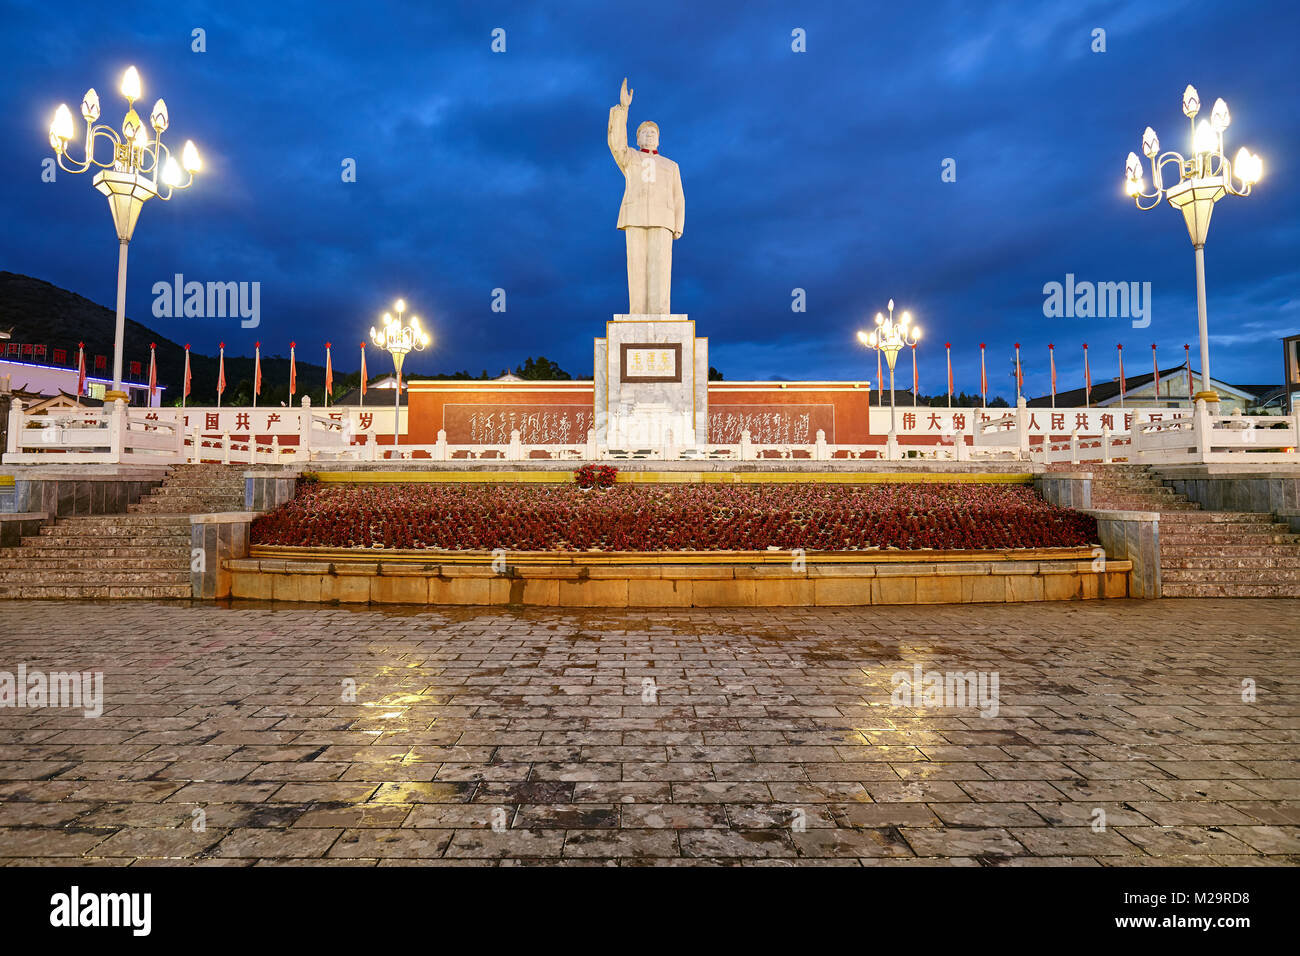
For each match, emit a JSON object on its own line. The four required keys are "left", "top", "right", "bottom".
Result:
{"left": 102, "top": 390, "right": 129, "bottom": 404}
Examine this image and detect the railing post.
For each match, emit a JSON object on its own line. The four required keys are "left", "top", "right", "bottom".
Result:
{"left": 299, "top": 396, "right": 312, "bottom": 461}
{"left": 6, "top": 398, "right": 22, "bottom": 457}
{"left": 508, "top": 428, "right": 523, "bottom": 461}
{"left": 1070, "top": 429, "right": 1079, "bottom": 465}
{"left": 814, "top": 429, "right": 828, "bottom": 461}
{"left": 585, "top": 427, "right": 597, "bottom": 461}
{"left": 173, "top": 410, "right": 185, "bottom": 462}
{"left": 435, "top": 428, "right": 448, "bottom": 462}
{"left": 1101, "top": 424, "right": 1112, "bottom": 464}
{"left": 109, "top": 399, "right": 126, "bottom": 463}
{"left": 1016, "top": 397, "right": 1029, "bottom": 460}
{"left": 1194, "top": 398, "right": 1211, "bottom": 462}
{"left": 222, "top": 431, "right": 231, "bottom": 465}
{"left": 272, "top": 435, "right": 281, "bottom": 462}
{"left": 366, "top": 432, "right": 377, "bottom": 461}
{"left": 740, "top": 429, "right": 753, "bottom": 461}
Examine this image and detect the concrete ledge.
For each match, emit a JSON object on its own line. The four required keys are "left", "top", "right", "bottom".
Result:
{"left": 227, "top": 554, "right": 1133, "bottom": 606}
{"left": 191, "top": 512, "right": 259, "bottom": 599}
{"left": 0, "top": 511, "right": 52, "bottom": 547}
{"left": 1085, "top": 509, "right": 1160, "bottom": 599}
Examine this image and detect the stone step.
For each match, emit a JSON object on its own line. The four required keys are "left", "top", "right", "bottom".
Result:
{"left": 0, "top": 555, "right": 189, "bottom": 570}
{"left": 1162, "top": 567, "right": 1300, "bottom": 584}
{"left": 1164, "top": 555, "right": 1300, "bottom": 569}
{"left": 1163, "top": 582, "right": 1300, "bottom": 598}
{"left": 48, "top": 515, "right": 191, "bottom": 528}
{"left": 1161, "top": 519, "right": 1293, "bottom": 534}
{"left": 1161, "top": 543, "right": 1300, "bottom": 557}
{"left": 1162, "top": 531, "right": 1300, "bottom": 546}
{"left": 0, "top": 583, "right": 192, "bottom": 600}
{"left": 1094, "top": 500, "right": 1201, "bottom": 511}
{"left": 1, "top": 545, "right": 189, "bottom": 559}
{"left": 37, "top": 521, "right": 190, "bottom": 535}
{"left": 0, "top": 569, "right": 191, "bottom": 585}
{"left": 1157, "top": 511, "right": 1277, "bottom": 524}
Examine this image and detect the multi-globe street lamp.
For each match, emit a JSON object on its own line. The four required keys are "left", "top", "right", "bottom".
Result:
{"left": 858, "top": 299, "right": 920, "bottom": 460}
{"left": 1124, "top": 85, "right": 1262, "bottom": 408}
{"left": 47, "top": 65, "right": 202, "bottom": 401}
{"left": 369, "top": 299, "right": 429, "bottom": 450}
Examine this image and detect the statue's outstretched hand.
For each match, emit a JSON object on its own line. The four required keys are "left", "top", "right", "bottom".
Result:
{"left": 620, "top": 77, "right": 633, "bottom": 108}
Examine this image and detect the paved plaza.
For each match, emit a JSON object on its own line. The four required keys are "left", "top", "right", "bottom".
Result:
{"left": 0, "top": 599, "right": 1297, "bottom": 866}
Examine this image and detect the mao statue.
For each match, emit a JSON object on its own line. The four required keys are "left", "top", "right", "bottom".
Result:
{"left": 607, "top": 77, "right": 685, "bottom": 315}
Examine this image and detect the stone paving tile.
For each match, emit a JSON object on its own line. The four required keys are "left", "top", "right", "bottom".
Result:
{"left": 0, "top": 599, "right": 1297, "bottom": 865}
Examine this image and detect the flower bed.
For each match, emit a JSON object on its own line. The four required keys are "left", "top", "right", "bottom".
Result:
{"left": 251, "top": 483, "right": 1098, "bottom": 552}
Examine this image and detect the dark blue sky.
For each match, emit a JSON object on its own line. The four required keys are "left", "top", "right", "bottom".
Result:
{"left": 2, "top": 0, "right": 1296, "bottom": 396}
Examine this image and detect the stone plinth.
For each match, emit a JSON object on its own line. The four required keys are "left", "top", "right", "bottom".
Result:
{"left": 594, "top": 315, "right": 707, "bottom": 447}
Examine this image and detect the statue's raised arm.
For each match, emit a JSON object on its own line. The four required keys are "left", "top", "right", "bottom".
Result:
{"left": 607, "top": 77, "right": 634, "bottom": 170}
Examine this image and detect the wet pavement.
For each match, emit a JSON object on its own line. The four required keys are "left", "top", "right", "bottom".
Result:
{"left": 0, "top": 599, "right": 1297, "bottom": 866}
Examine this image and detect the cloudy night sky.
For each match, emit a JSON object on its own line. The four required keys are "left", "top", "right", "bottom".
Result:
{"left": 1, "top": 0, "right": 1296, "bottom": 397}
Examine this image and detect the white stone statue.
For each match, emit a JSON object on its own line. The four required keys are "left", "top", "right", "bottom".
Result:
{"left": 608, "top": 77, "right": 685, "bottom": 315}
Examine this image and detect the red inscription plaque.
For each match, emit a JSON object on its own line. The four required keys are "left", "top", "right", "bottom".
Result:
{"left": 708, "top": 404, "right": 835, "bottom": 444}
{"left": 443, "top": 404, "right": 594, "bottom": 444}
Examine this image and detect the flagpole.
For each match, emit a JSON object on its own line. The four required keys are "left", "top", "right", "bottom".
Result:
{"left": 360, "top": 342, "right": 367, "bottom": 408}
{"left": 182, "top": 344, "right": 190, "bottom": 409}
{"left": 911, "top": 343, "right": 918, "bottom": 406}
{"left": 217, "top": 342, "right": 225, "bottom": 408}
{"left": 1152, "top": 344, "right": 1160, "bottom": 403}
{"left": 77, "top": 342, "right": 86, "bottom": 401}
{"left": 148, "top": 343, "right": 157, "bottom": 407}
{"left": 289, "top": 342, "right": 297, "bottom": 406}
{"left": 979, "top": 343, "right": 987, "bottom": 408}
{"left": 1008, "top": 343, "right": 1019, "bottom": 403}
{"left": 1083, "top": 343, "right": 1091, "bottom": 408}
{"left": 1117, "top": 344, "right": 1126, "bottom": 409}
{"left": 1049, "top": 344, "right": 1056, "bottom": 410}
{"left": 325, "top": 342, "right": 333, "bottom": 408}
{"left": 253, "top": 343, "right": 260, "bottom": 408}
{"left": 945, "top": 343, "right": 952, "bottom": 409}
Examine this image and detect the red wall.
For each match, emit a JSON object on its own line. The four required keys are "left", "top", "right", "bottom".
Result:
{"left": 407, "top": 382, "right": 594, "bottom": 444}
{"left": 708, "top": 383, "right": 872, "bottom": 443}
{"left": 407, "top": 380, "right": 873, "bottom": 445}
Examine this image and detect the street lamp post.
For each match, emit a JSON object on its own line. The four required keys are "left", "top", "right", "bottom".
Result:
{"left": 369, "top": 299, "right": 429, "bottom": 452}
{"left": 858, "top": 299, "right": 920, "bottom": 461}
{"left": 1124, "top": 85, "right": 1262, "bottom": 409}
{"left": 47, "top": 66, "right": 202, "bottom": 401}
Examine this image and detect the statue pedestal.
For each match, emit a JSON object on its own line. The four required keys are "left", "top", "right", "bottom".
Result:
{"left": 594, "top": 315, "right": 707, "bottom": 448}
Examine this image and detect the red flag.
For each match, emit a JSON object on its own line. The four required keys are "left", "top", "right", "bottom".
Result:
{"left": 217, "top": 342, "right": 226, "bottom": 404}
{"left": 1185, "top": 344, "right": 1194, "bottom": 400}
{"left": 945, "top": 343, "right": 953, "bottom": 405}
{"left": 183, "top": 344, "right": 191, "bottom": 406}
{"left": 148, "top": 343, "right": 157, "bottom": 405}
{"left": 1117, "top": 344, "right": 1126, "bottom": 401}
{"left": 1014, "top": 342, "right": 1023, "bottom": 399}
{"left": 360, "top": 343, "right": 368, "bottom": 404}
{"left": 1083, "top": 343, "right": 1092, "bottom": 406}
{"left": 325, "top": 342, "right": 333, "bottom": 404}
{"left": 979, "top": 343, "right": 987, "bottom": 405}
{"left": 911, "top": 343, "right": 918, "bottom": 398}
{"left": 289, "top": 342, "right": 297, "bottom": 399}
{"left": 254, "top": 342, "right": 262, "bottom": 399}
{"left": 76, "top": 341, "right": 86, "bottom": 396}
{"left": 1152, "top": 344, "right": 1160, "bottom": 400}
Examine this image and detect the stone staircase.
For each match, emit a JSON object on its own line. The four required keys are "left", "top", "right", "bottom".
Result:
{"left": 129, "top": 463, "right": 246, "bottom": 514}
{"left": 1088, "top": 464, "right": 1300, "bottom": 598}
{"left": 0, "top": 464, "right": 245, "bottom": 600}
